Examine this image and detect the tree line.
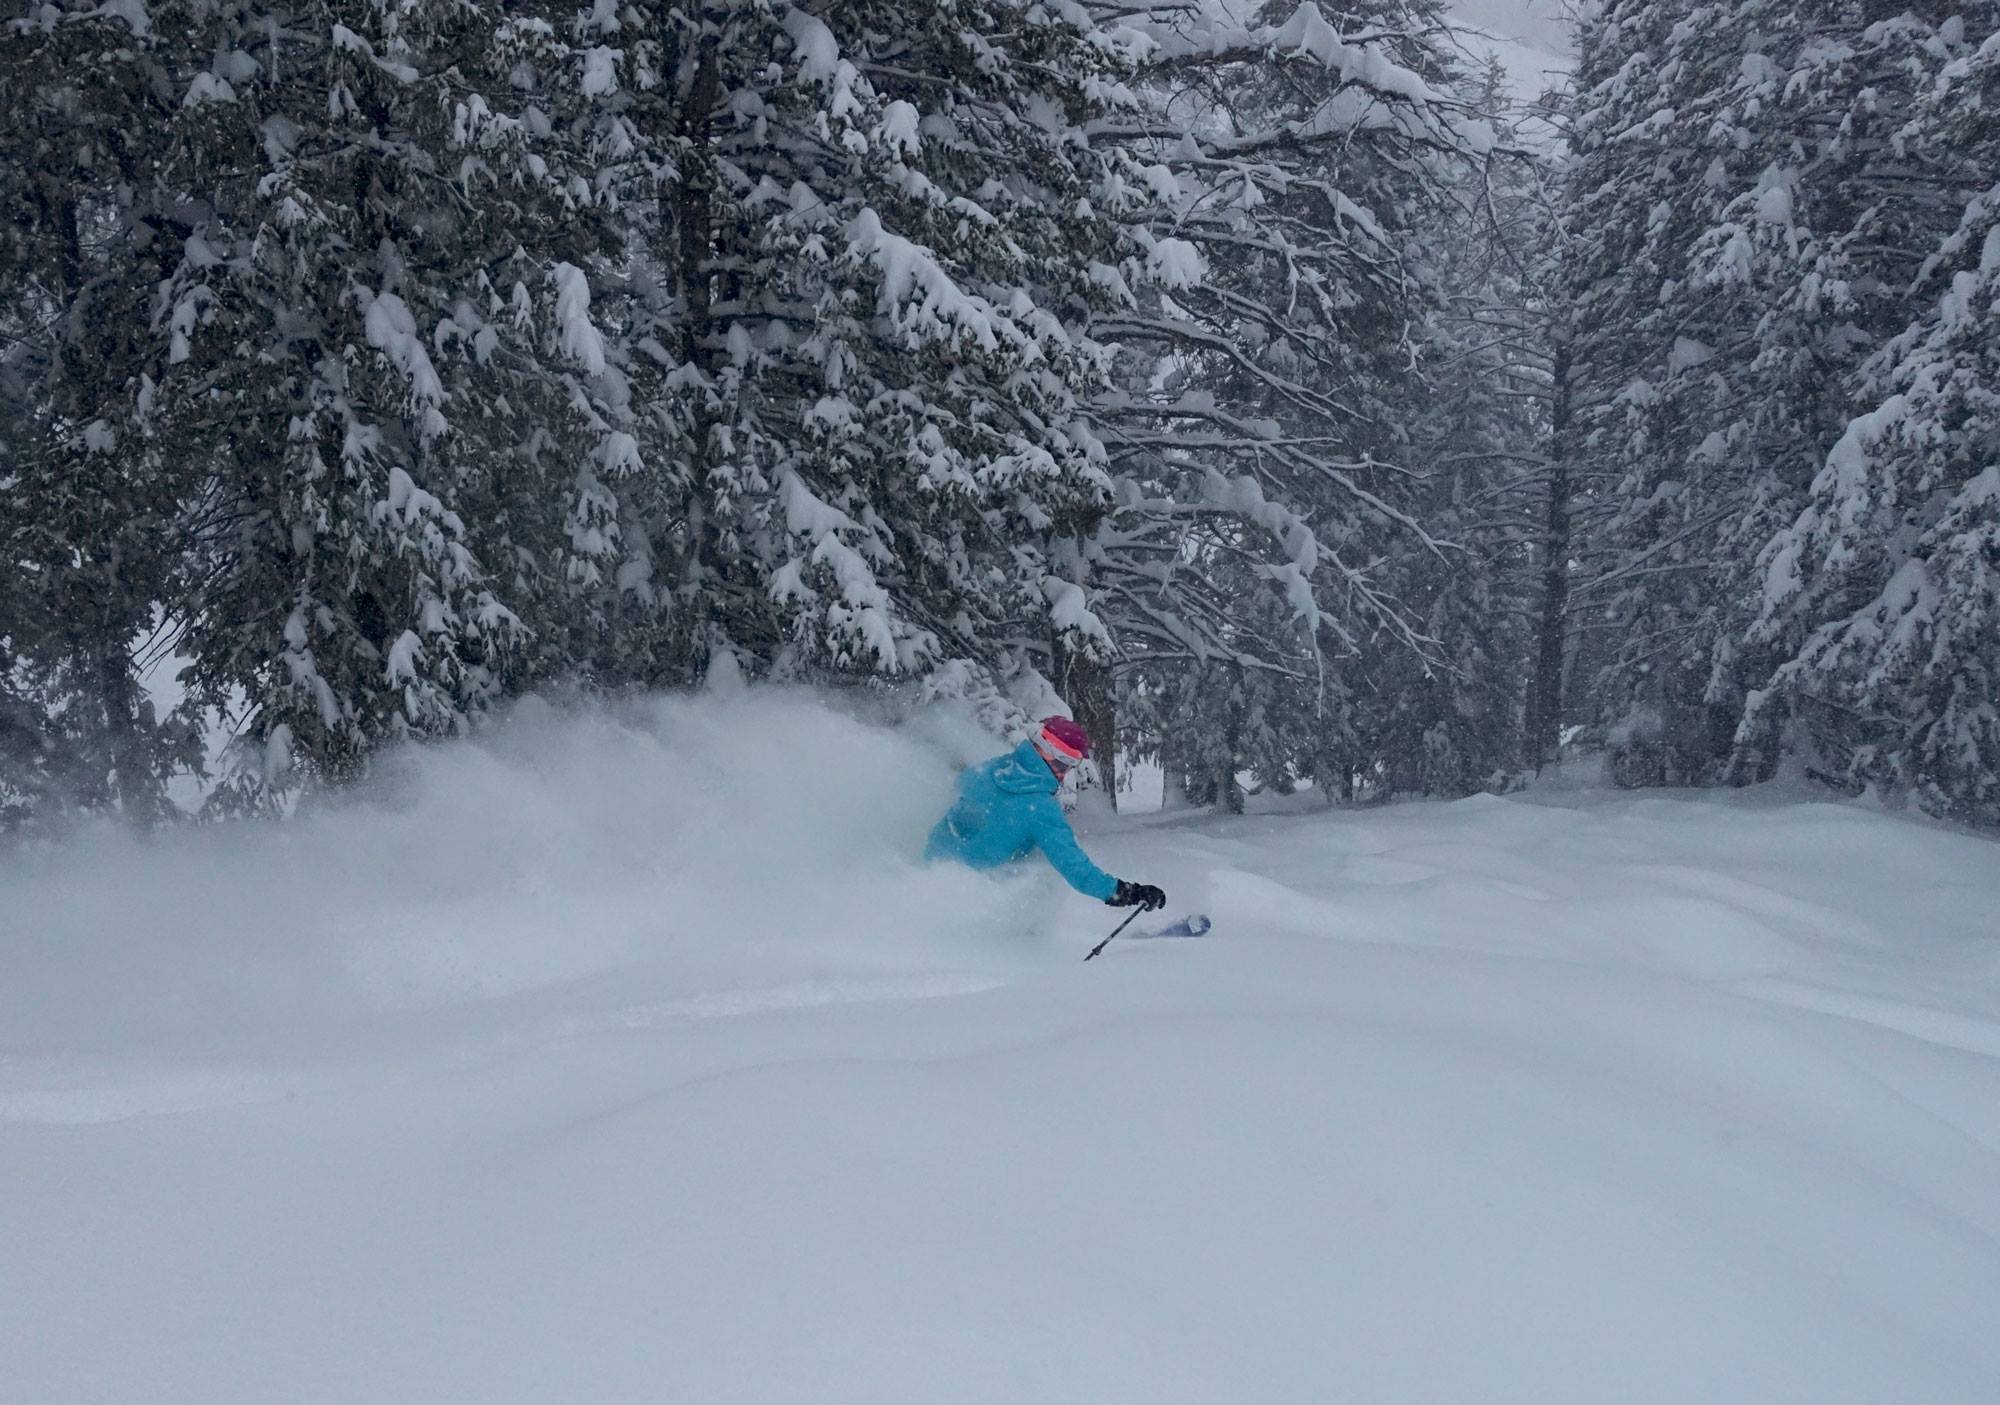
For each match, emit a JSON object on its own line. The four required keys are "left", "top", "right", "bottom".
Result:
{"left": 4, "top": 1, "right": 1996, "bottom": 832}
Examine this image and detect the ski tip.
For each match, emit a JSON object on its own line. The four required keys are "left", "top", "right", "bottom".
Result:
{"left": 1185, "top": 913, "right": 1213, "bottom": 935}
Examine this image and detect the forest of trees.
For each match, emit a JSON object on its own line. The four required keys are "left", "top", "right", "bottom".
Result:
{"left": 4, "top": 0, "right": 1997, "bottom": 831}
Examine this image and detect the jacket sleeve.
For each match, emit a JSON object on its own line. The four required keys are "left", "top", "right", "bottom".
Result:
{"left": 1027, "top": 796, "right": 1120, "bottom": 900}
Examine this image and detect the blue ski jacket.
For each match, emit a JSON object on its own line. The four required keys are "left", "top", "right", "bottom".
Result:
{"left": 925, "top": 741, "right": 1120, "bottom": 900}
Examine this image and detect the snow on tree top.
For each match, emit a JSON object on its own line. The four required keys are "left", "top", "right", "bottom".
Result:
{"left": 581, "top": 47, "right": 620, "bottom": 98}
{"left": 782, "top": 10, "right": 843, "bottom": 86}
{"left": 551, "top": 264, "right": 606, "bottom": 377}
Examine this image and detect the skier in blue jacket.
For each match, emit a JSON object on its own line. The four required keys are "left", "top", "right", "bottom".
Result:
{"left": 926, "top": 716, "right": 1166, "bottom": 911}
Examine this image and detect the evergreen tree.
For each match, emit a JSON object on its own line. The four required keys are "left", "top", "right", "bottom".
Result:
{"left": 1084, "top": 0, "right": 1492, "bottom": 803}
{"left": 559, "top": 1, "right": 1135, "bottom": 690}
{"left": 1385, "top": 83, "right": 1549, "bottom": 795}
{"left": 1560, "top": 0, "right": 1961, "bottom": 787}
{"left": 1740, "top": 9, "right": 2000, "bottom": 822}
{"left": 3, "top": 1, "right": 208, "bottom": 823}
{"left": 121, "top": 3, "right": 638, "bottom": 804}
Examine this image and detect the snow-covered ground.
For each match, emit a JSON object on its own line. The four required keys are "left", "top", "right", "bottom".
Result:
{"left": 5, "top": 693, "right": 1999, "bottom": 1403}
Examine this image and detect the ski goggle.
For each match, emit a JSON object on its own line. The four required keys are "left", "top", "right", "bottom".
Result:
{"left": 1035, "top": 743, "right": 1077, "bottom": 774}
{"left": 1035, "top": 732, "right": 1087, "bottom": 773}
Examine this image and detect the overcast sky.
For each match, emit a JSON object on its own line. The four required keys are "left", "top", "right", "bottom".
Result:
{"left": 1203, "top": 0, "right": 1576, "bottom": 107}
{"left": 1447, "top": 0, "right": 1573, "bottom": 53}
{"left": 1445, "top": 0, "right": 1575, "bottom": 105}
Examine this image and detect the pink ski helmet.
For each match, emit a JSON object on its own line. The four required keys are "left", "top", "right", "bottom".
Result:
{"left": 1034, "top": 716, "right": 1091, "bottom": 772}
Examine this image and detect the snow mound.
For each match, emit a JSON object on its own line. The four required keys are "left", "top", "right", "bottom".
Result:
{"left": 0, "top": 692, "right": 1034, "bottom": 1064}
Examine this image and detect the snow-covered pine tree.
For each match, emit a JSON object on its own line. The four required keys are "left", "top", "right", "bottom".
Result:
{"left": 2, "top": 2, "right": 209, "bottom": 824}
{"left": 1081, "top": 1, "right": 1492, "bottom": 803}
{"left": 1381, "top": 59, "right": 1549, "bottom": 794}
{"left": 91, "top": 1, "right": 653, "bottom": 807}
{"left": 1739, "top": 9, "right": 2000, "bottom": 823}
{"left": 5, "top": 0, "right": 664, "bottom": 816}
{"left": 1469, "top": 62, "right": 1583, "bottom": 779}
{"left": 1560, "top": 0, "right": 1958, "bottom": 788}
{"left": 556, "top": 1, "right": 1133, "bottom": 697}
{"left": 1562, "top": 0, "right": 1774, "bottom": 785}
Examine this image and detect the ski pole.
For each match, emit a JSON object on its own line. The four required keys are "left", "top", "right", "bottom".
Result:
{"left": 1084, "top": 907, "right": 1146, "bottom": 962}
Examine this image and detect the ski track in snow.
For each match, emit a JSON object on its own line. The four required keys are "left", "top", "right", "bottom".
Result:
{"left": 3, "top": 697, "right": 1999, "bottom": 1403}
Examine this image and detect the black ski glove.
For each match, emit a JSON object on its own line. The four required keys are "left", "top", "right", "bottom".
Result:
{"left": 1107, "top": 880, "right": 1167, "bottom": 912}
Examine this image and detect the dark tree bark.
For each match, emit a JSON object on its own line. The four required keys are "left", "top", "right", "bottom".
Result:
{"left": 672, "top": 34, "right": 722, "bottom": 655}
{"left": 1052, "top": 633, "right": 1118, "bottom": 811}
{"left": 1217, "top": 664, "right": 1246, "bottom": 815}
{"left": 1525, "top": 339, "right": 1573, "bottom": 772}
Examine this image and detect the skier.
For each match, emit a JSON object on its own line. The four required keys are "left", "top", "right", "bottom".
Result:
{"left": 926, "top": 716, "right": 1167, "bottom": 912}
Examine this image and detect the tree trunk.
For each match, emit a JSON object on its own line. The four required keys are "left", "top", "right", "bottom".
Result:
{"left": 672, "top": 36, "right": 721, "bottom": 675}
{"left": 1051, "top": 634, "right": 1117, "bottom": 811}
{"left": 1217, "top": 665, "right": 1245, "bottom": 814}
{"left": 1161, "top": 719, "right": 1203, "bottom": 810}
{"left": 97, "top": 632, "right": 156, "bottom": 824}
{"left": 1525, "top": 338, "right": 1573, "bottom": 772}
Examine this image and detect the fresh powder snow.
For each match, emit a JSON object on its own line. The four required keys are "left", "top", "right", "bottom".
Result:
{"left": 4, "top": 693, "right": 1997, "bottom": 1403}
